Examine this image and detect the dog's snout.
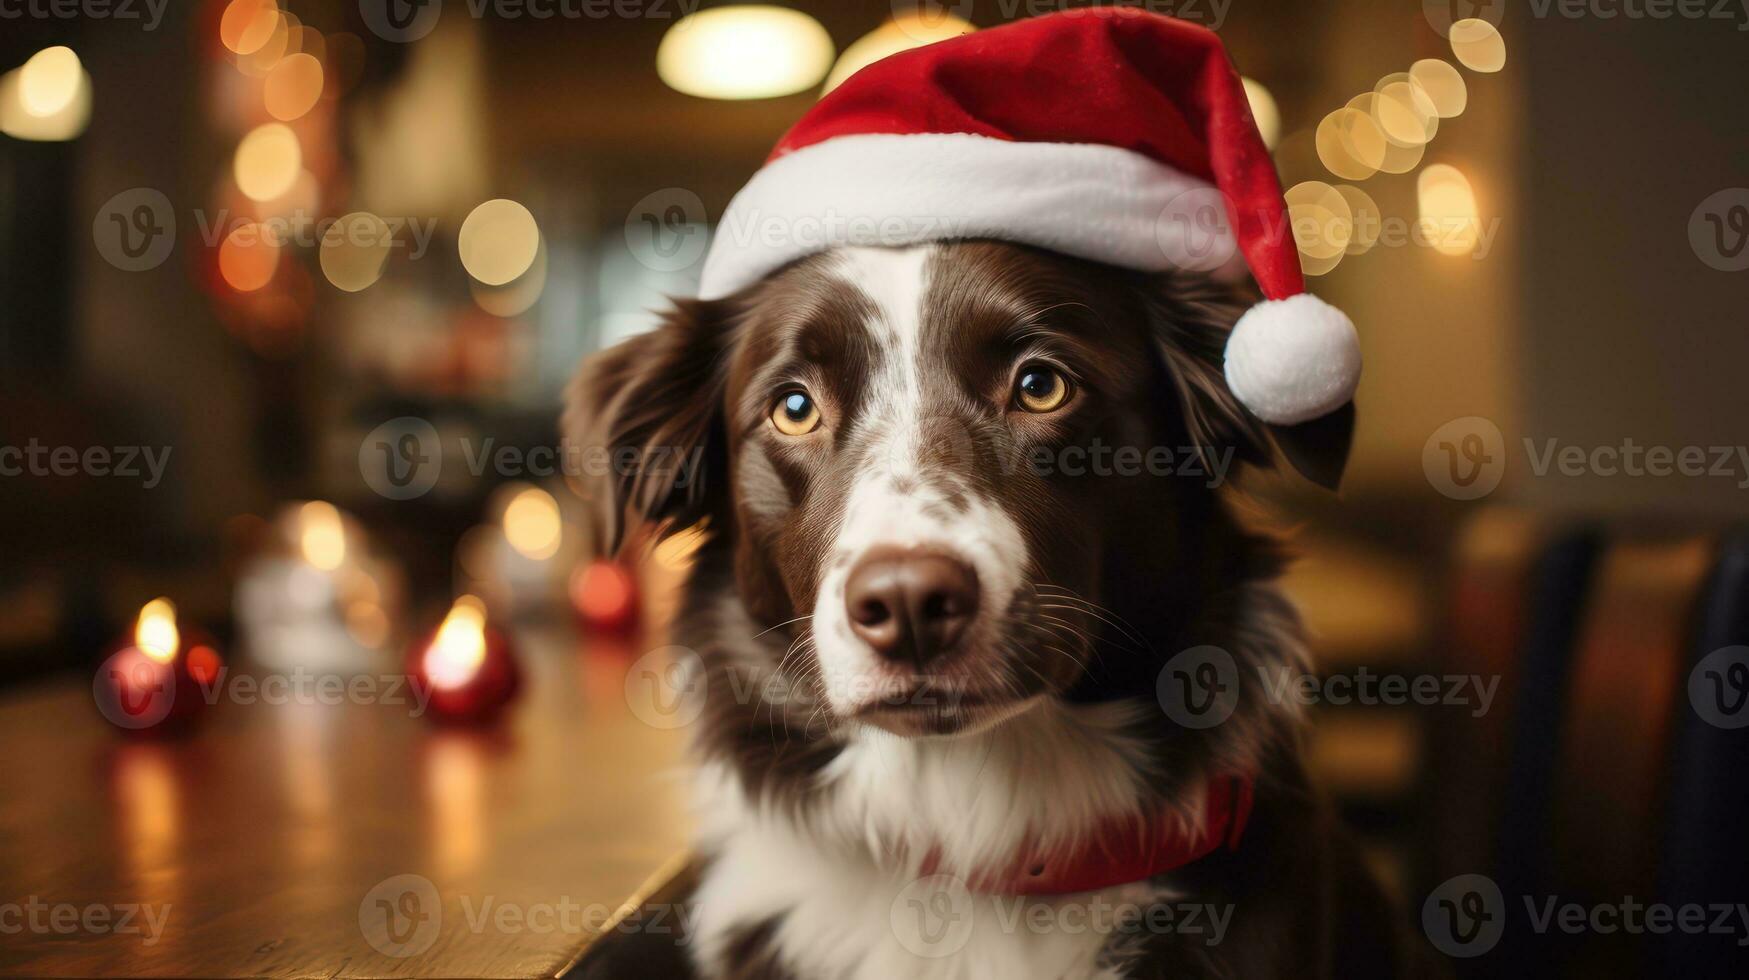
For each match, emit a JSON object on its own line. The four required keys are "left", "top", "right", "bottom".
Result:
{"left": 844, "top": 547, "right": 979, "bottom": 665}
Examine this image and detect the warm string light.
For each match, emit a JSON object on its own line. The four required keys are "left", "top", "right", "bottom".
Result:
{"left": 1294, "top": 13, "right": 1505, "bottom": 270}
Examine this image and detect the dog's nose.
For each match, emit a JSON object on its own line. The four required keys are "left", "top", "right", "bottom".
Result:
{"left": 844, "top": 548, "right": 979, "bottom": 665}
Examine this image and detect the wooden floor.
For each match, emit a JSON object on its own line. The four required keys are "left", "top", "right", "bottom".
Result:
{"left": 0, "top": 626, "right": 690, "bottom": 978}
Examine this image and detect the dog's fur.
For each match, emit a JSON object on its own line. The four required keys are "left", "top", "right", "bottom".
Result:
{"left": 565, "top": 242, "right": 1407, "bottom": 979}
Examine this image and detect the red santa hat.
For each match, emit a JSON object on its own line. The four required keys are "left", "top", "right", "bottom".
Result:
{"left": 698, "top": 7, "right": 1360, "bottom": 427}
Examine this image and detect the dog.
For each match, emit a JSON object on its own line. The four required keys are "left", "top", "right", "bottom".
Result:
{"left": 563, "top": 240, "right": 1409, "bottom": 979}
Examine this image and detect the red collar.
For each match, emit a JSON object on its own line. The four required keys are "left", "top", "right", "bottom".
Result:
{"left": 933, "top": 776, "right": 1255, "bottom": 896}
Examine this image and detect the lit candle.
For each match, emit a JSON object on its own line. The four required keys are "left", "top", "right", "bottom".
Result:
{"left": 94, "top": 598, "right": 224, "bottom": 733}
{"left": 408, "top": 596, "right": 520, "bottom": 724}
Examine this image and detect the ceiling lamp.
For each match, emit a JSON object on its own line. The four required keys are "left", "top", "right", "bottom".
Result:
{"left": 658, "top": 5, "right": 834, "bottom": 100}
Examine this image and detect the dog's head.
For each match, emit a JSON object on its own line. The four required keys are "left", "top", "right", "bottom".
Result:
{"left": 568, "top": 241, "right": 1339, "bottom": 738}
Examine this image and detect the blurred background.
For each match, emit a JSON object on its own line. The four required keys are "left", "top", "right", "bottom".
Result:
{"left": 1, "top": 1, "right": 1747, "bottom": 977}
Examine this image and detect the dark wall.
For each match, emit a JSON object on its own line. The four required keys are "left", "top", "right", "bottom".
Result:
{"left": 1519, "top": 6, "right": 1749, "bottom": 519}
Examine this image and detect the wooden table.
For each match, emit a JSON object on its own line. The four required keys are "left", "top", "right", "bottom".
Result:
{"left": 0, "top": 626, "right": 691, "bottom": 978}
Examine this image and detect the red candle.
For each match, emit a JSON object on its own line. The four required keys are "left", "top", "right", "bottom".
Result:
{"left": 408, "top": 596, "right": 520, "bottom": 724}
{"left": 569, "top": 560, "right": 638, "bottom": 634}
{"left": 94, "top": 598, "right": 224, "bottom": 733}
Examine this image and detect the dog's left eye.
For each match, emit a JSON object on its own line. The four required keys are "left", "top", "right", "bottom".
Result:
{"left": 771, "top": 390, "right": 822, "bottom": 435}
{"left": 1014, "top": 364, "right": 1072, "bottom": 414}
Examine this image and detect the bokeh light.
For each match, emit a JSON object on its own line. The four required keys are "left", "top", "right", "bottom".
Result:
{"left": 19, "top": 47, "right": 81, "bottom": 118}
{"left": 1418, "top": 163, "right": 1482, "bottom": 257}
{"left": 1348, "top": 94, "right": 1426, "bottom": 174}
{"left": 1316, "top": 107, "right": 1385, "bottom": 181}
{"left": 470, "top": 239, "right": 547, "bottom": 317}
{"left": 298, "top": 501, "right": 347, "bottom": 570}
{"left": 1286, "top": 180, "right": 1352, "bottom": 277}
{"left": 264, "top": 52, "right": 324, "bottom": 121}
{"left": 234, "top": 123, "right": 302, "bottom": 202}
{"left": 458, "top": 199, "right": 540, "bottom": 286}
{"left": 319, "top": 212, "right": 393, "bottom": 292}
{"left": 657, "top": 5, "right": 834, "bottom": 100}
{"left": 220, "top": 0, "right": 280, "bottom": 57}
{"left": 0, "top": 62, "right": 91, "bottom": 141}
{"left": 1335, "top": 185, "right": 1381, "bottom": 256}
{"left": 237, "top": 9, "right": 294, "bottom": 77}
{"left": 218, "top": 224, "right": 281, "bottom": 293}
{"left": 1374, "top": 73, "right": 1439, "bottom": 148}
{"left": 1450, "top": 19, "right": 1507, "bottom": 73}
{"left": 823, "top": 13, "right": 973, "bottom": 94}
{"left": 1242, "top": 77, "right": 1281, "bottom": 151}
{"left": 503, "top": 486, "right": 562, "bottom": 561}
{"left": 1410, "top": 59, "right": 1468, "bottom": 119}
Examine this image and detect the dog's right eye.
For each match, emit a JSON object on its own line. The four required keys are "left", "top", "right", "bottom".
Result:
{"left": 771, "top": 390, "right": 822, "bottom": 436}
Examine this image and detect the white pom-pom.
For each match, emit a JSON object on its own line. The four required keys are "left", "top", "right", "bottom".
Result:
{"left": 1222, "top": 294, "right": 1361, "bottom": 425}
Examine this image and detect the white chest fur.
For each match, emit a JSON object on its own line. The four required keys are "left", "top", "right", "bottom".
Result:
{"left": 688, "top": 701, "right": 1171, "bottom": 979}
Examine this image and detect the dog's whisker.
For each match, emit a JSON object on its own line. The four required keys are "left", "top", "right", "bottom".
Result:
{"left": 752, "top": 614, "right": 815, "bottom": 640}
{"left": 1031, "top": 584, "right": 1152, "bottom": 647}
{"left": 1034, "top": 597, "right": 1152, "bottom": 653}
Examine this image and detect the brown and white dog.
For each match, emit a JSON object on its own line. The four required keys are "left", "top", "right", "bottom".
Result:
{"left": 565, "top": 241, "right": 1408, "bottom": 979}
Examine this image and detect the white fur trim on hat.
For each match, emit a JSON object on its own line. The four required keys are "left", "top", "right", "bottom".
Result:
{"left": 698, "top": 132, "right": 1236, "bottom": 300}
{"left": 1223, "top": 293, "right": 1361, "bottom": 425}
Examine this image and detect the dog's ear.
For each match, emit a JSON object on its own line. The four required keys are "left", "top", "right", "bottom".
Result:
{"left": 1145, "top": 273, "right": 1352, "bottom": 489}
{"left": 562, "top": 298, "right": 735, "bottom": 555}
